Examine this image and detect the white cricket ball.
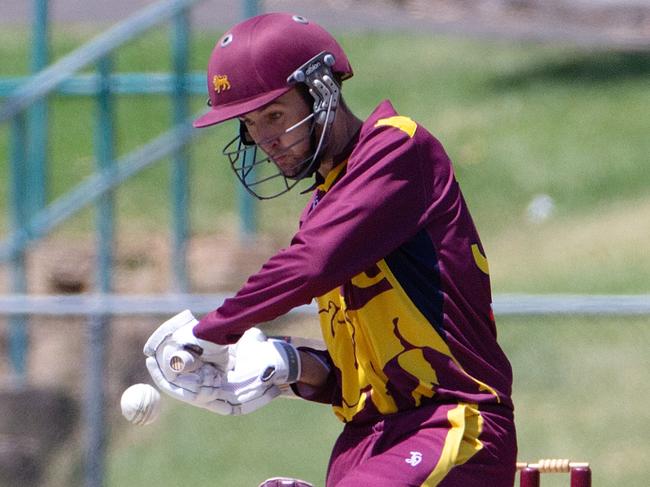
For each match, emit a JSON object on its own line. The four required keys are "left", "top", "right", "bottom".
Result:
{"left": 120, "top": 383, "right": 161, "bottom": 425}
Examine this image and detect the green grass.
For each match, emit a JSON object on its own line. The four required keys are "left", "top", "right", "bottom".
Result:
{"left": 2, "top": 30, "right": 649, "bottom": 238}
{"left": 339, "top": 34, "right": 650, "bottom": 237}
{"left": 1, "top": 26, "right": 649, "bottom": 487}
{"left": 108, "top": 397, "right": 341, "bottom": 487}
{"left": 105, "top": 315, "right": 650, "bottom": 487}
{"left": 501, "top": 316, "right": 650, "bottom": 487}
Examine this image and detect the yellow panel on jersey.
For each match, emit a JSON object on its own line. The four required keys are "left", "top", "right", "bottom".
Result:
{"left": 374, "top": 116, "right": 417, "bottom": 138}
{"left": 397, "top": 348, "right": 437, "bottom": 406}
{"left": 471, "top": 244, "right": 490, "bottom": 275}
{"left": 317, "top": 159, "right": 347, "bottom": 192}
{"left": 317, "top": 292, "right": 369, "bottom": 422}
{"left": 317, "top": 256, "right": 500, "bottom": 423}
{"left": 423, "top": 403, "right": 484, "bottom": 486}
{"left": 378, "top": 259, "right": 501, "bottom": 402}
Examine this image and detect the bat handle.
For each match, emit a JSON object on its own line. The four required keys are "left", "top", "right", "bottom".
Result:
{"left": 169, "top": 349, "right": 201, "bottom": 373}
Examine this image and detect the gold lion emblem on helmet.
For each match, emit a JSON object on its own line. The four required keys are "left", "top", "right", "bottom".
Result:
{"left": 213, "top": 74, "right": 231, "bottom": 94}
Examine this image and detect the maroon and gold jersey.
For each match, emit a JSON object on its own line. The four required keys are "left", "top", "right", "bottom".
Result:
{"left": 195, "top": 100, "right": 513, "bottom": 424}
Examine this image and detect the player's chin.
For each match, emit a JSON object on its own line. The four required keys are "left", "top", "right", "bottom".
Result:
{"left": 275, "top": 158, "right": 303, "bottom": 179}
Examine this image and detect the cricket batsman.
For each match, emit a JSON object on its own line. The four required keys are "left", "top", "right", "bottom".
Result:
{"left": 144, "top": 13, "right": 517, "bottom": 486}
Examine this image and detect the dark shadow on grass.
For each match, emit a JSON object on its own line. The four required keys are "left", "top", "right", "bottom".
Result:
{"left": 491, "top": 50, "right": 650, "bottom": 90}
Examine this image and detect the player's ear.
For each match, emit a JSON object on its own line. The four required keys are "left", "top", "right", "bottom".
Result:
{"left": 296, "top": 85, "right": 314, "bottom": 111}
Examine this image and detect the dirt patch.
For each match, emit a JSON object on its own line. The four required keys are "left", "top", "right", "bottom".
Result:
{"left": 9, "top": 231, "right": 281, "bottom": 295}
{"left": 0, "top": 231, "right": 321, "bottom": 486}
{"left": 1, "top": 230, "right": 300, "bottom": 380}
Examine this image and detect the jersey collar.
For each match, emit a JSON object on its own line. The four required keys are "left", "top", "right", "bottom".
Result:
{"left": 317, "top": 160, "right": 347, "bottom": 192}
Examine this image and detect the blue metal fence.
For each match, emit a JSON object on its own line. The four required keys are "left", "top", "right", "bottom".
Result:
{"left": 0, "top": 1, "right": 260, "bottom": 485}
{"left": 0, "top": 0, "right": 209, "bottom": 382}
{"left": 28, "top": 0, "right": 49, "bottom": 217}
{"left": 2, "top": 2, "right": 649, "bottom": 487}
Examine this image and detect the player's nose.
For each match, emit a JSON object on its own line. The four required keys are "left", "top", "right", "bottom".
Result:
{"left": 259, "top": 133, "right": 282, "bottom": 155}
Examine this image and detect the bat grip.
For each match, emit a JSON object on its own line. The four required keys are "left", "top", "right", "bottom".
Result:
{"left": 169, "top": 349, "right": 201, "bottom": 373}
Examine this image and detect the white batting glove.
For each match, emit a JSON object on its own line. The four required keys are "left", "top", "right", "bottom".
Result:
{"left": 143, "top": 310, "right": 233, "bottom": 378}
{"left": 145, "top": 354, "right": 279, "bottom": 416}
{"left": 221, "top": 328, "right": 300, "bottom": 410}
{"left": 145, "top": 356, "right": 235, "bottom": 415}
{"left": 143, "top": 311, "right": 285, "bottom": 416}
{"left": 143, "top": 310, "right": 236, "bottom": 414}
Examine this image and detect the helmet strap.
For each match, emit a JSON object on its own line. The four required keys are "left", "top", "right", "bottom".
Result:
{"left": 287, "top": 51, "right": 341, "bottom": 178}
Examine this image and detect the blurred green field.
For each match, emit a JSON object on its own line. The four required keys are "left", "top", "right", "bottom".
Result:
{"left": 106, "top": 316, "right": 650, "bottom": 487}
{"left": 2, "top": 27, "right": 649, "bottom": 251}
{"left": 1, "top": 25, "right": 649, "bottom": 487}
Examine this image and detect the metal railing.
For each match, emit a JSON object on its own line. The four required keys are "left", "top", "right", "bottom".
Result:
{"left": 1, "top": 1, "right": 648, "bottom": 486}
{"left": 0, "top": 0, "right": 207, "bottom": 379}
{"left": 1, "top": 293, "right": 649, "bottom": 317}
{"left": 0, "top": 1, "right": 261, "bottom": 486}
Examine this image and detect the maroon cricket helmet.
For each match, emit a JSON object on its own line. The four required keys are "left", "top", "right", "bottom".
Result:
{"left": 193, "top": 13, "right": 353, "bottom": 128}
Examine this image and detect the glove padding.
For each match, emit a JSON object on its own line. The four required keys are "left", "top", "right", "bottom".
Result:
{"left": 143, "top": 309, "right": 232, "bottom": 377}
{"left": 145, "top": 356, "right": 237, "bottom": 414}
{"left": 223, "top": 327, "right": 301, "bottom": 406}
{"left": 144, "top": 310, "right": 238, "bottom": 414}
{"left": 143, "top": 312, "right": 293, "bottom": 416}
{"left": 145, "top": 354, "right": 278, "bottom": 416}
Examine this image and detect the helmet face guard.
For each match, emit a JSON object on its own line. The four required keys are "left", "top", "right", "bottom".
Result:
{"left": 223, "top": 51, "right": 341, "bottom": 200}
{"left": 193, "top": 13, "right": 353, "bottom": 199}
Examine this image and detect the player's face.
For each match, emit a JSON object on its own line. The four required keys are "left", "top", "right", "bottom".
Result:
{"left": 239, "top": 89, "right": 312, "bottom": 178}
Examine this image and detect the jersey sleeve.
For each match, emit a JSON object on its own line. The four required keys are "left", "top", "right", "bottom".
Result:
{"left": 289, "top": 347, "right": 338, "bottom": 404}
{"left": 194, "top": 125, "right": 435, "bottom": 344}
